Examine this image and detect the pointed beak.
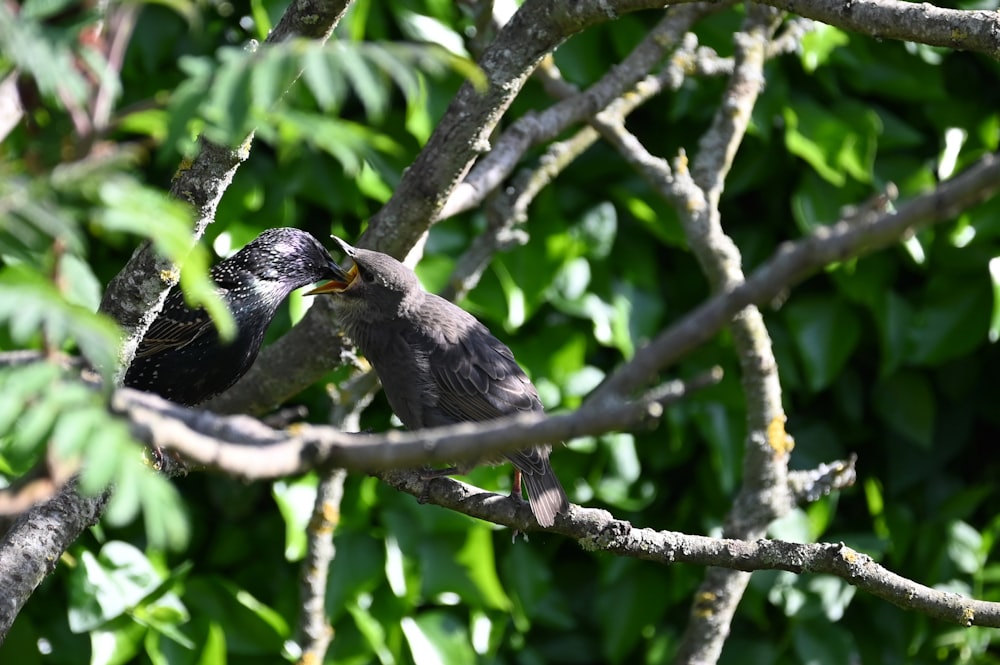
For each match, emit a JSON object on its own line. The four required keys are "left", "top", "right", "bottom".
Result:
{"left": 329, "top": 236, "right": 356, "bottom": 258}
{"left": 307, "top": 263, "right": 356, "bottom": 294}
{"left": 307, "top": 236, "right": 357, "bottom": 295}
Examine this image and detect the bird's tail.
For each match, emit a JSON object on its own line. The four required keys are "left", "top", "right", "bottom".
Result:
{"left": 519, "top": 462, "right": 569, "bottom": 527}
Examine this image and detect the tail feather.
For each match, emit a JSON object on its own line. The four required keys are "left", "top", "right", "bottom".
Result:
{"left": 519, "top": 461, "right": 569, "bottom": 527}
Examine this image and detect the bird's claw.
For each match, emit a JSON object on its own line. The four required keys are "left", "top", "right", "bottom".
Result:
{"left": 146, "top": 447, "right": 189, "bottom": 478}
{"left": 418, "top": 465, "right": 458, "bottom": 481}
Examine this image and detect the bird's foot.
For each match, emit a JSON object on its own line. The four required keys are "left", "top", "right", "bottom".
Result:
{"left": 418, "top": 465, "right": 459, "bottom": 480}
{"left": 507, "top": 488, "right": 532, "bottom": 542}
{"left": 415, "top": 466, "right": 457, "bottom": 504}
{"left": 507, "top": 488, "right": 529, "bottom": 506}
{"left": 146, "top": 447, "right": 189, "bottom": 478}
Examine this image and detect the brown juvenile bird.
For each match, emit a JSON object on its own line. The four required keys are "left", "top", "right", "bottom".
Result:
{"left": 309, "top": 237, "right": 569, "bottom": 527}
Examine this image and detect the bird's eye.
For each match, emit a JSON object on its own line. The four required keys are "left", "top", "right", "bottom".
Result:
{"left": 358, "top": 265, "right": 375, "bottom": 283}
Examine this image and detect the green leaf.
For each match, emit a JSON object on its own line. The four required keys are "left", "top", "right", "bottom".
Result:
{"left": 872, "top": 371, "right": 935, "bottom": 448}
{"left": 791, "top": 170, "right": 863, "bottom": 233}
{"left": 302, "top": 44, "right": 349, "bottom": 111}
{"left": 326, "top": 531, "right": 388, "bottom": 622}
{"left": 135, "top": 476, "right": 191, "bottom": 552}
{"left": 347, "top": 601, "right": 395, "bottom": 665}
{"left": 769, "top": 508, "right": 812, "bottom": 543}
{"left": 58, "top": 253, "right": 104, "bottom": 311}
{"left": 0, "top": 266, "right": 122, "bottom": 378}
{"left": 277, "top": 111, "right": 401, "bottom": 175}
{"left": 784, "top": 99, "right": 880, "bottom": 186}
{"left": 0, "top": 3, "right": 89, "bottom": 105}
{"left": 204, "top": 48, "right": 253, "bottom": 144}
{"left": 784, "top": 297, "right": 862, "bottom": 391}
{"left": 89, "top": 618, "right": 146, "bottom": 665}
{"left": 68, "top": 542, "right": 163, "bottom": 633}
{"left": 182, "top": 577, "right": 289, "bottom": 655}
{"left": 250, "top": 45, "right": 297, "bottom": 116}
{"left": 134, "top": 590, "right": 194, "bottom": 650}
{"left": 908, "top": 276, "right": 990, "bottom": 365}
{"left": 869, "top": 290, "right": 912, "bottom": 377}
{"left": 597, "top": 563, "right": 671, "bottom": 663}
{"left": 396, "top": 10, "right": 469, "bottom": 58}
{"left": 574, "top": 202, "right": 618, "bottom": 259}
{"left": 401, "top": 612, "right": 475, "bottom": 665}
{"left": 804, "top": 575, "right": 856, "bottom": 622}
{"left": 596, "top": 433, "right": 641, "bottom": 507}
{"left": 691, "top": 403, "right": 742, "bottom": 495}
{"left": 990, "top": 257, "right": 1000, "bottom": 342}
{"left": 94, "top": 177, "right": 236, "bottom": 341}
{"left": 272, "top": 475, "right": 319, "bottom": 562}
{"left": 799, "top": 24, "right": 849, "bottom": 73}
{"left": 947, "top": 521, "right": 984, "bottom": 575}
{"left": 768, "top": 571, "right": 808, "bottom": 616}
{"left": 792, "top": 619, "right": 854, "bottom": 665}
{"left": 453, "top": 526, "right": 511, "bottom": 611}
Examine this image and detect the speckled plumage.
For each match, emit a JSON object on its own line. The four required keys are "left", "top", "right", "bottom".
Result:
{"left": 312, "top": 237, "right": 569, "bottom": 527}
{"left": 124, "top": 228, "right": 346, "bottom": 406}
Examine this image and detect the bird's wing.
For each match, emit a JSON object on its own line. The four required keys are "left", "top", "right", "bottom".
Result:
{"left": 428, "top": 323, "right": 539, "bottom": 418}
{"left": 132, "top": 289, "right": 220, "bottom": 359}
{"left": 422, "top": 318, "right": 552, "bottom": 475}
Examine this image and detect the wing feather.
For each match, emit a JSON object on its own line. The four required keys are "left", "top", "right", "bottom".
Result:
{"left": 133, "top": 289, "right": 221, "bottom": 359}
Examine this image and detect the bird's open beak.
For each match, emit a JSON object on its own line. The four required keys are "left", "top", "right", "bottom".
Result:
{"left": 307, "top": 262, "right": 356, "bottom": 294}
{"left": 307, "top": 236, "right": 358, "bottom": 295}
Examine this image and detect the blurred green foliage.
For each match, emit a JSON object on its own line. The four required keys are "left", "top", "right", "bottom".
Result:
{"left": 2, "top": 0, "right": 1000, "bottom": 663}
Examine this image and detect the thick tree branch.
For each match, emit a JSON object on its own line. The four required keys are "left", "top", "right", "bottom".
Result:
{"left": 765, "top": 0, "right": 1000, "bottom": 56}
{"left": 115, "top": 372, "right": 718, "bottom": 478}
{"left": 440, "top": 4, "right": 720, "bottom": 220}
{"left": 657, "top": 8, "right": 790, "bottom": 662}
{"left": 0, "top": 480, "right": 110, "bottom": 638}
{"left": 364, "top": 0, "right": 681, "bottom": 259}
{"left": 374, "top": 472, "right": 999, "bottom": 627}
{"left": 588, "top": 150, "right": 1000, "bottom": 404}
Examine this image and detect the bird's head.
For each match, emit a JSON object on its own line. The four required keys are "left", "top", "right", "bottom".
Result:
{"left": 233, "top": 228, "right": 348, "bottom": 290}
{"left": 307, "top": 237, "right": 422, "bottom": 320}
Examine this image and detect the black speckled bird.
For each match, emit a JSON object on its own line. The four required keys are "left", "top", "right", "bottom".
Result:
{"left": 124, "top": 227, "right": 348, "bottom": 406}
{"left": 309, "top": 237, "right": 569, "bottom": 527}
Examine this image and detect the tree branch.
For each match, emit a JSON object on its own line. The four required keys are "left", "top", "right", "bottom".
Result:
{"left": 439, "top": 4, "right": 722, "bottom": 220}
{"left": 375, "top": 471, "right": 999, "bottom": 627}
{"left": 294, "top": 370, "right": 377, "bottom": 661}
{"left": 764, "top": 0, "right": 1000, "bottom": 55}
{"left": 114, "top": 372, "right": 720, "bottom": 478}
{"left": 654, "top": 8, "right": 790, "bottom": 661}
{"left": 364, "top": 0, "right": 682, "bottom": 259}
{"left": 587, "top": 150, "right": 1000, "bottom": 404}
{"left": 0, "top": 480, "right": 110, "bottom": 637}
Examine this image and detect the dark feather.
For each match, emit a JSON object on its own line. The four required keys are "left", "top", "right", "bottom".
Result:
{"left": 124, "top": 228, "right": 345, "bottom": 406}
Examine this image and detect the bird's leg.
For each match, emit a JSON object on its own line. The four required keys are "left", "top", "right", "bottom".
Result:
{"left": 509, "top": 469, "right": 531, "bottom": 542}
{"left": 146, "top": 447, "right": 189, "bottom": 477}
{"left": 510, "top": 469, "right": 525, "bottom": 503}
{"left": 416, "top": 465, "right": 461, "bottom": 504}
